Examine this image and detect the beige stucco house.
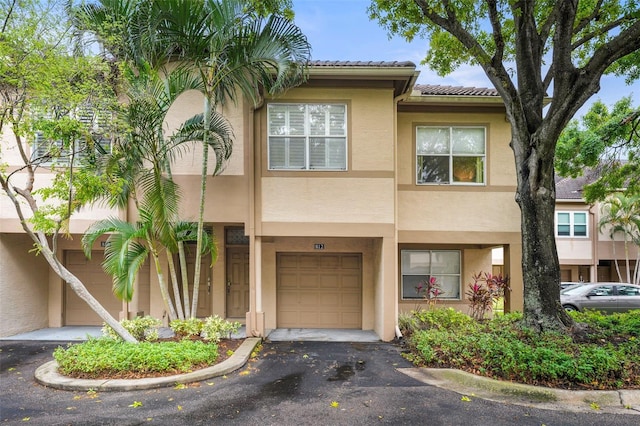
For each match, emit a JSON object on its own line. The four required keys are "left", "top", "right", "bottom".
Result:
{"left": 0, "top": 61, "right": 524, "bottom": 340}
{"left": 555, "top": 172, "right": 639, "bottom": 283}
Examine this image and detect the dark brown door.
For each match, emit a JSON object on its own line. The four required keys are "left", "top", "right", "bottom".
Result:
{"left": 226, "top": 247, "right": 249, "bottom": 318}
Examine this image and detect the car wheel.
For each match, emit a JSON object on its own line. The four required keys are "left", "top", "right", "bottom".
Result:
{"left": 563, "top": 304, "right": 579, "bottom": 312}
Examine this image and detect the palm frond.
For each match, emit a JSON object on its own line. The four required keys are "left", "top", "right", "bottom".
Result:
{"left": 82, "top": 217, "right": 138, "bottom": 257}
{"left": 104, "top": 240, "right": 149, "bottom": 301}
{"left": 172, "top": 110, "right": 234, "bottom": 175}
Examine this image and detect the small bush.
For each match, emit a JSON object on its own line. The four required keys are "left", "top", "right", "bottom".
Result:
{"left": 465, "top": 272, "right": 510, "bottom": 320}
{"left": 202, "top": 315, "right": 241, "bottom": 342}
{"left": 102, "top": 316, "right": 161, "bottom": 341}
{"left": 414, "top": 276, "right": 442, "bottom": 306}
{"left": 412, "top": 307, "right": 477, "bottom": 332}
{"left": 170, "top": 318, "right": 204, "bottom": 338}
{"left": 54, "top": 338, "right": 219, "bottom": 378}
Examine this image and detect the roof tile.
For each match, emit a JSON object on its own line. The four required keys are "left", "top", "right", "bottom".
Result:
{"left": 415, "top": 84, "right": 499, "bottom": 96}
{"left": 310, "top": 60, "right": 416, "bottom": 68}
{"left": 555, "top": 169, "right": 601, "bottom": 200}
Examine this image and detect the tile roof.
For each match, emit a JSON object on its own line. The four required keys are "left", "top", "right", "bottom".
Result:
{"left": 415, "top": 84, "right": 499, "bottom": 96}
{"left": 555, "top": 169, "right": 601, "bottom": 200}
{"left": 309, "top": 60, "right": 416, "bottom": 68}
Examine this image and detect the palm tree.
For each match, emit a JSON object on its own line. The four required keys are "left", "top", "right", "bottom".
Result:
{"left": 83, "top": 64, "right": 233, "bottom": 321}
{"left": 148, "top": 0, "right": 311, "bottom": 315}
{"left": 598, "top": 193, "right": 640, "bottom": 284}
{"left": 75, "top": 0, "right": 311, "bottom": 317}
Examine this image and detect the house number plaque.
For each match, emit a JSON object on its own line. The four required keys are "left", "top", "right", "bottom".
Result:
{"left": 314, "top": 243, "right": 325, "bottom": 250}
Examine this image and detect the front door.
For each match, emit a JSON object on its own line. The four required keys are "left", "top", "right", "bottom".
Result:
{"left": 226, "top": 246, "right": 249, "bottom": 318}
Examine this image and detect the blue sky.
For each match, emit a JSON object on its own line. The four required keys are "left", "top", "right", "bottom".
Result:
{"left": 292, "top": 0, "right": 639, "bottom": 120}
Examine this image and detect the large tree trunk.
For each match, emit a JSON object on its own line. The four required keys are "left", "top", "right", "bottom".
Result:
{"left": 40, "top": 246, "right": 138, "bottom": 343}
{"left": 512, "top": 131, "right": 573, "bottom": 332}
{"left": 0, "top": 174, "right": 138, "bottom": 343}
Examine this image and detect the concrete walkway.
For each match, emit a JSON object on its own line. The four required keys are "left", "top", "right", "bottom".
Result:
{"left": 1, "top": 326, "right": 380, "bottom": 342}
{"left": 0, "top": 326, "right": 104, "bottom": 341}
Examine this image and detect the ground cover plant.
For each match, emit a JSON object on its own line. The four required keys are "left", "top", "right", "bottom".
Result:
{"left": 399, "top": 308, "right": 640, "bottom": 390}
{"left": 53, "top": 316, "right": 243, "bottom": 379}
{"left": 54, "top": 339, "right": 220, "bottom": 379}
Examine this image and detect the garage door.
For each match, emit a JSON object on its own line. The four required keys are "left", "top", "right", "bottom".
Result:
{"left": 65, "top": 250, "right": 122, "bottom": 326}
{"left": 277, "top": 253, "right": 362, "bottom": 329}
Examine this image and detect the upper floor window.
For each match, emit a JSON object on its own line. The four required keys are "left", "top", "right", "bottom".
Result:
{"left": 401, "top": 250, "right": 461, "bottom": 300}
{"left": 268, "top": 103, "right": 347, "bottom": 170}
{"left": 556, "top": 211, "right": 588, "bottom": 237}
{"left": 416, "top": 126, "right": 485, "bottom": 185}
{"left": 31, "top": 106, "right": 113, "bottom": 167}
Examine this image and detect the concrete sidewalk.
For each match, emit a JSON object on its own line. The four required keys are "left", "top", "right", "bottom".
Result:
{"left": 1, "top": 326, "right": 380, "bottom": 342}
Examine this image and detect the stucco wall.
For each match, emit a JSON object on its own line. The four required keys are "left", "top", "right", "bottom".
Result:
{"left": 258, "top": 87, "right": 396, "bottom": 228}
{"left": 168, "top": 89, "right": 247, "bottom": 177}
{"left": 396, "top": 110, "right": 520, "bottom": 234}
{"left": 0, "top": 233, "right": 49, "bottom": 336}
{"left": 261, "top": 177, "right": 394, "bottom": 224}
{"left": 264, "top": 87, "right": 395, "bottom": 172}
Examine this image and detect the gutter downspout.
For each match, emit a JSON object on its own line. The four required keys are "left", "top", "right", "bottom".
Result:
{"left": 392, "top": 76, "right": 418, "bottom": 341}
{"left": 589, "top": 203, "right": 598, "bottom": 281}
{"left": 248, "top": 94, "right": 265, "bottom": 337}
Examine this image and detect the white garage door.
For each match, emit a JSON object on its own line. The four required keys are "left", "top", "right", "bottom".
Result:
{"left": 64, "top": 250, "right": 121, "bottom": 326}
{"left": 277, "top": 253, "right": 362, "bottom": 329}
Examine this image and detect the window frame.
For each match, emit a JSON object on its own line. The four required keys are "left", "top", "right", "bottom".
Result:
{"left": 400, "top": 249, "right": 462, "bottom": 300}
{"left": 30, "top": 106, "right": 113, "bottom": 167}
{"left": 267, "top": 103, "right": 348, "bottom": 171}
{"left": 555, "top": 211, "right": 588, "bottom": 238}
{"left": 415, "top": 125, "right": 486, "bottom": 186}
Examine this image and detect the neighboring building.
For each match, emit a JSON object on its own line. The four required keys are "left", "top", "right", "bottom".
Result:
{"left": 0, "top": 61, "right": 524, "bottom": 340}
{"left": 555, "top": 171, "right": 639, "bottom": 283}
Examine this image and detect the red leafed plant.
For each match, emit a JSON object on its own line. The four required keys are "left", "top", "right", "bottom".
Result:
{"left": 415, "top": 276, "right": 442, "bottom": 307}
{"left": 466, "top": 272, "right": 510, "bottom": 320}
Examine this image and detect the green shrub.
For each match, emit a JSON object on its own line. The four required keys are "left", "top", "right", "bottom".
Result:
{"left": 170, "top": 318, "right": 204, "bottom": 338}
{"left": 202, "top": 315, "right": 241, "bottom": 342}
{"left": 411, "top": 307, "right": 478, "bottom": 332}
{"left": 403, "top": 309, "right": 640, "bottom": 389}
{"left": 54, "top": 338, "right": 219, "bottom": 378}
{"left": 569, "top": 309, "right": 640, "bottom": 338}
{"left": 101, "top": 316, "right": 161, "bottom": 341}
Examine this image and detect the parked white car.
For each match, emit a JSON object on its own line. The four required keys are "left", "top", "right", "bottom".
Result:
{"left": 561, "top": 283, "right": 640, "bottom": 313}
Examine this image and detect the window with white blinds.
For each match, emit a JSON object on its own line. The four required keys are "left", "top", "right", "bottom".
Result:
{"left": 31, "top": 106, "right": 113, "bottom": 166}
{"left": 268, "top": 104, "right": 347, "bottom": 170}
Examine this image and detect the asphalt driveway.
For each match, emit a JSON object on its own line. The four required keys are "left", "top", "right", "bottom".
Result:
{"left": 1, "top": 339, "right": 639, "bottom": 425}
